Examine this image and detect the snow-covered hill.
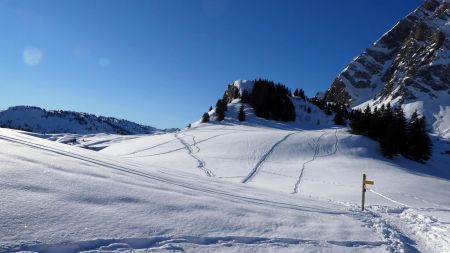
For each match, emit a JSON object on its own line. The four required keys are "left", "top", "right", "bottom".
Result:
{"left": 2, "top": 114, "right": 450, "bottom": 252}
{"left": 1, "top": 90, "right": 450, "bottom": 251}
{"left": 324, "top": 0, "right": 450, "bottom": 138}
{"left": 0, "top": 127, "right": 397, "bottom": 253}
{"left": 100, "top": 97, "right": 450, "bottom": 252}
{"left": 192, "top": 80, "right": 334, "bottom": 129}
{"left": 0, "top": 106, "right": 175, "bottom": 135}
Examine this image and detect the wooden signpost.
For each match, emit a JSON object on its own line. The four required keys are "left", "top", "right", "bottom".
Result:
{"left": 362, "top": 174, "right": 374, "bottom": 211}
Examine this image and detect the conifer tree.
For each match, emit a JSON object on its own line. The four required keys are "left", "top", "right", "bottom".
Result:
{"left": 250, "top": 79, "right": 295, "bottom": 121}
{"left": 333, "top": 106, "right": 346, "bottom": 125}
{"left": 298, "top": 89, "right": 305, "bottom": 99}
{"left": 241, "top": 90, "right": 249, "bottom": 103}
{"left": 238, "top": 104, "right": 246, "bottom": 121}
{"left": 393, "top": 107, "right": 408, "bottom": 155}
{"left": 349, "top": 107, "right": 432, "bottom": 162}
{"left": 201, "top": 112, "right": 210, "bottom": 123}
{"left": 324, "top": 104, "right": 332, "bottom": 116}
{"left": 350, "top": 109, "right": 364, "bottom": 134}
{"left": 216, "top": 98, "right": 227, "bottom": 121}
{"left": 407, "top": 114, "right": 432, "bottom": 162}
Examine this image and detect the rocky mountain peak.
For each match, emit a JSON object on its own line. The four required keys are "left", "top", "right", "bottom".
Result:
{"left": 325, "top": 0, "right": 449, "bottom": 107}
{"left": 323, "top": 0, "right": 450, "bottom": 138}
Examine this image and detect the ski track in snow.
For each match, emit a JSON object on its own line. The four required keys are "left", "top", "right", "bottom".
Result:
{"left": 122, "top": 138, "right": 180, "bottom": 157}
{"left": 241, "top": 132, "right": 297, "bottom": 183}
{"left": 317, "top": 129, "right": 339, "bottom": 158}
{"left": 128, "top": 132, "right": 232, "bottom": 158}
{"left": 2, "top": 235, "right": 388, "bottom": 253}
{"left": 293, "top": 129, "right": 339, "bottom": 194}
{"left": 175, "top": 132, "right": 215, "bottom": 177}
{"left": 0, "top": 134, "right": 346, "bottom": 215}
{"left": 3, "top": 126, "right": 449, "bottom": 252}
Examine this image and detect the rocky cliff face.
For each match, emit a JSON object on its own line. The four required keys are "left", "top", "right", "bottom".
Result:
{"left": 324, "top": 0, "right": 450, "bottom": 137}
{"left": 325, "top": 0, "right": 449, "bottom": 105}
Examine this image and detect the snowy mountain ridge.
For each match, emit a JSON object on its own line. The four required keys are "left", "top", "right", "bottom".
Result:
{"left": 324, "top": 0, "right": 450, "bottom": 138}
{"left": 0, "top": 105, "right": 175, "bottom": 135}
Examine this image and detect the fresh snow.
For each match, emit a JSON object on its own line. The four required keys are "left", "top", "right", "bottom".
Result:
{"left": 0, "top": 127, "right": 386, "bottom": 253}
{"left": 1, "top": 82, "right": 449, "bottom": 252}
{"left": 98, "top": 100, "right": 450, "bottom": 253}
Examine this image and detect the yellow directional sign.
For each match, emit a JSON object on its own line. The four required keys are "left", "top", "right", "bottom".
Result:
{"left": 364, "top": 180, "right": 374, "bottom": 185}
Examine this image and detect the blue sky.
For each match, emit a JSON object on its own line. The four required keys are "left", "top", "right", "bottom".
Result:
{"left": 0, "top": 0, "right": 423, "bottom": 128}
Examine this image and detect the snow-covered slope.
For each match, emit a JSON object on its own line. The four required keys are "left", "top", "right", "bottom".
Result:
{"left": 2, "top": 91, "right": 450, "bottom": 251}
{"left": 1, "top": 127, "right": 395, "bottom": 253}
{"left": 22, "top": 131, "right": 142, "bottom": 151}
{"left": 0, "top": 106, "right": 174, "bottom": 135}
{"left": 101, "top": 100, "right": 450, "bottom": 252}
{"left": 324, "top": 0, "right": 450, "bottom": 138}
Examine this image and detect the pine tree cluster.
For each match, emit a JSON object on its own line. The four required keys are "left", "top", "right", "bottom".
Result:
{"left": 250, "top": 79, "right": 296, "bottom": 122}
{"left": 293, "top": 88, "right": 306, "bottom": 99}
{"left": 309, "top": 97, "right": 348, "bottom": 118}
{"left": 350, "top": 104, "right": 432, "bottom": 162}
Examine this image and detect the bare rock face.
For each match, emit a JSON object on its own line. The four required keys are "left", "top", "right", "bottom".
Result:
{"left": 324, "top": 0, "right": 450, "bottom": 107}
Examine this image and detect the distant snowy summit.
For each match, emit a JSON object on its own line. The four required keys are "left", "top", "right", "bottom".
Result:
{"left": 324, "top": 0, "right": 450, "bottom": 138}
{"left": 0, "top": 106, "right": 175, "bottom": 135}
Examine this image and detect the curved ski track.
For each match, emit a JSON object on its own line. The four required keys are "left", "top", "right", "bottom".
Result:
{"left": 293, "top": 129, "right": 338, "bottom": 194}
{"left": 242, "top": 132, "right": 297, "bottom": 184}
{"left": 128, "top": 132, "right": 233, "bottom": 158}
{"left": 175, "top": 132, "right": 215, "bottom": 177}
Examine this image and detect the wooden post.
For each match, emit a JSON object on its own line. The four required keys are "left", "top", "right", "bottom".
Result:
{"left": 362, "top": 174, "right": 366, "bottom": 211}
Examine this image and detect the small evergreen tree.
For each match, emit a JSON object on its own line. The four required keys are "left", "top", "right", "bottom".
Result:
{"left": 238, "top": 104, "right": 246, "bottom": 121}
{"left": 333, "top": 106, "right": 346, "bottom": 125}
{"left": 216, "top": 98, "right": 227, "bottom": 121}
{"left": 407, "top": 114, "right": 432, "bottom": 162}
{"left": 324, "top": 104, "right": 333, "bottom": 116}
{"left": 241, "top": 90, "right": 249, "bottom": 103}
{"left": 350, "top": 109, "right": 364, "bottom": 134}
{"left": 393, "top": 107, "right": 408, "bottom": 155}
{"left": 209, "top": 106, "right": 212, "bottom": 111}
{"left": 201, "top": 112, "right": 210, "bottom": 123}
